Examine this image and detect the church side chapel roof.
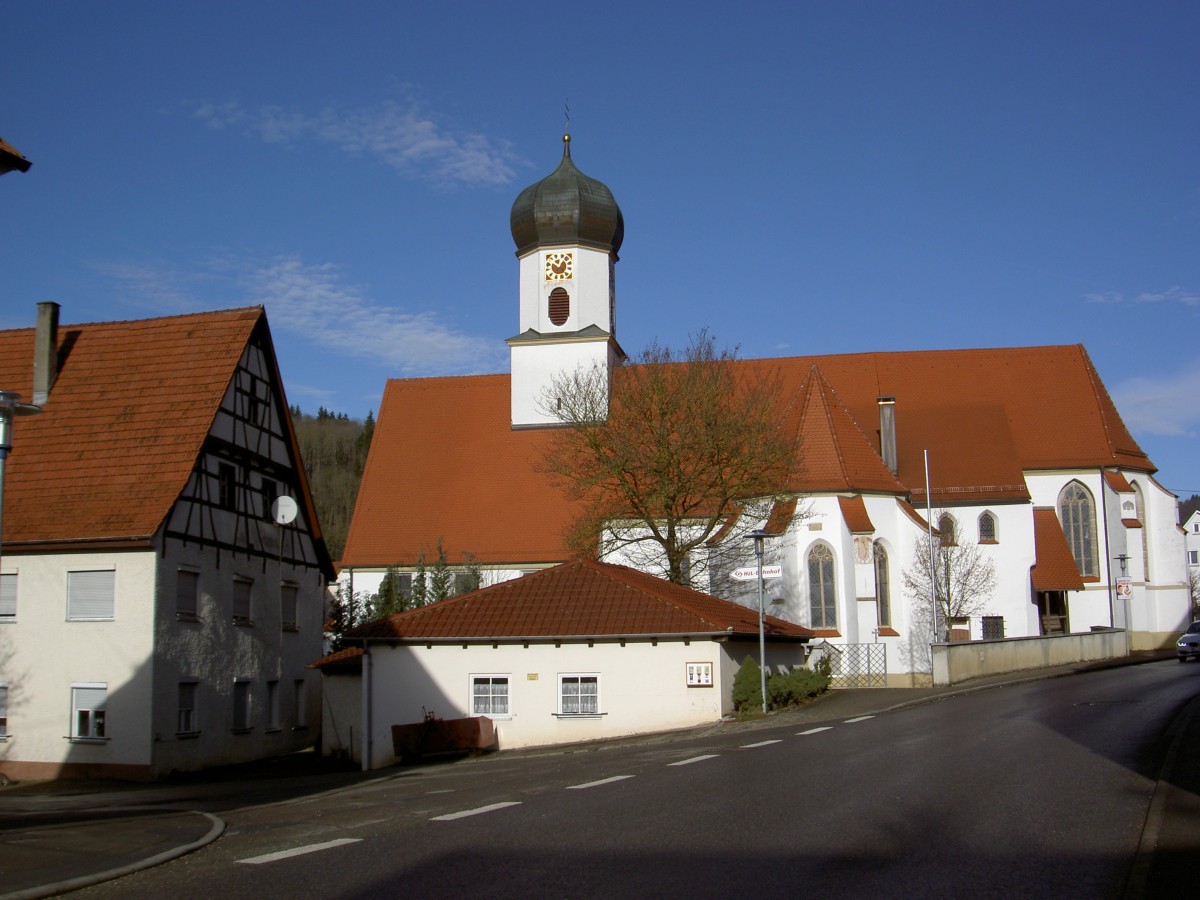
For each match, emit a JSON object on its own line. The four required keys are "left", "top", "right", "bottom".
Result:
{"left": 0, "top": 307, "right": 315, "bottom": 549}
{"left": 343, "top": 344, "right": 1150, "bottom": 569}
{"left": 347, "top": 559, "right": 813, "bottom": 642}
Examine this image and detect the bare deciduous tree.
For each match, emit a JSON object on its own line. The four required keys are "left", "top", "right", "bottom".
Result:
{"left": 540, "top": 330, "right": 801, "bottom": 587}
{"left": 902, "top": 511, "right": 998, "bottom": 642}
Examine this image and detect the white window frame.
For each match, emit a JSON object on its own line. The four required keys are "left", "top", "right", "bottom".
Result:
{"left": 280, "top": 583, "right": 298, "bottom": 631}
{"left": 0, "top": 572, "right": 16, "bottom": 620}
{"left": 1189, "top": 550, "right": 1199, "bottom": 566}
{"left": 557, "top": 674, "right": 600, "bottom": 717}
{"left": 177, "top": 680, "right": 199, "bottom": 735}
{"left": 232, "top": 678, "right": 252, "bottom": 732}
{"left": 233, "top": 577, "right": 253, "bottom": 625}
{"left": 70, "top": 683, "right": 108, "bottom": 741}
{"left": 0, "top": 683, "right": 9, "bottom": 739}
{"left": 470, "top": 675, "right": 511, "bottom": 718}
{"left": 176, "top": 569, "right": 199, "bottom": 620}
{"left": 67, "top": 570, "right": 116, "bottom": 621}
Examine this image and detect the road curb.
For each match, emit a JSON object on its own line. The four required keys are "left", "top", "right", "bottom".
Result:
{"left": 0, "top": 811, "right": 225, "bottom": 900}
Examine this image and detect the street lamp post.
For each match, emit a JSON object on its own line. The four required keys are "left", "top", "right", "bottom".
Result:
{"left": 0, "top": 391, "right": 42, "bottom": 568}
{"left": 747, "top": 529, "right": 771, "bottom": 714}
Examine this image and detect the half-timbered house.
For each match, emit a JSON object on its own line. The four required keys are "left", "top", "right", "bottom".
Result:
{"left": 0, "top": 303, "right": 334, "bottom": 781}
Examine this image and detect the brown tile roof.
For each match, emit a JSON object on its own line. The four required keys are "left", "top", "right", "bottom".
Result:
{"left": 349, "top": 559, "right": 813, "bottom": 642}
{"left": 309, "top": 646, "right": 365, "bottom": 672}
{"left": 1031, "top": 508, "right": 1086, "bottom": 591}
{"left": 838, "top": 496, "right": 875, "bottom": 534}
{"left": 343, "top": 344, "right": 1150, "bottom": 568}
{"left": 1103, "top": 470, "right": 1134, "bottom": 493}
{"left": 0, "top": 307, "right": 264, "bottom": 546}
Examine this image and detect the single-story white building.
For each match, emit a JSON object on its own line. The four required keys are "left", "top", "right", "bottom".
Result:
{"left": 312, "top": 559, "right": 812, "bottom": 770}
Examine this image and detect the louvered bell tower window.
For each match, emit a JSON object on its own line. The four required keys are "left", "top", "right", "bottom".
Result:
{"left": 548, "top": 287, "right": 570, "bottom": 326}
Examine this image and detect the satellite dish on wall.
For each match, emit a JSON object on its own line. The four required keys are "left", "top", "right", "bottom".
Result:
{"left": 272, "top": 495, "right": 298, "bottom": 525}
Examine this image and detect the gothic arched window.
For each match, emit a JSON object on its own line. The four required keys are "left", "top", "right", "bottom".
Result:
{"left": 873, "top": 541, "right": 891, "bottom": 628}
{"left": 978, "top": 511, "right": 997, "bottom": 543}
{"left": 1059, "top": 481, "right": 1098, "bottom": 577}
{"left": 808, "top": 543, "right": 837, "bottom": 629}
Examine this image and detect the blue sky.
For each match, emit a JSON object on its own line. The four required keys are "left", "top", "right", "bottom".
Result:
{"left": 3, "top": 1, "right": 1198, "bottom": 499}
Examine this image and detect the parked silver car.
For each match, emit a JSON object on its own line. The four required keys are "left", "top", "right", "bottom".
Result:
{"left": 1177, "top": 621, "right": 1200, "bottom": 662}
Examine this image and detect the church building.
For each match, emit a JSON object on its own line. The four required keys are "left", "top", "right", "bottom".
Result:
{"left": 340, "top": 135, "right": 1191, "bottom": 686}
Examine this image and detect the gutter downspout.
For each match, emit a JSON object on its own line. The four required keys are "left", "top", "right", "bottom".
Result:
{"left": 361, "top": 640, "right": 372, "bottom": 772}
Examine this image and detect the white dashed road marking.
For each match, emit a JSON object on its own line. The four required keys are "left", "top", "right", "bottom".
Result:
{"left": 432, "top": 801, "right": 522, "bottom": 821}
{"left": 669, "top": 754, "right": 719, "bottom": 766}
{"left": 740, "top": 739, "right": 783, "bottom": 749}
{"left": 239, "top": 838, "right": 362, "bottom": 865}
{"left": 566, "top": 775, "right": 635, "bottom": 790}
{"left": 797, "top": 727, "right": 834, "bottom": 735}
{"left": 844, "top": 716, "right": 875, "bottom": 723}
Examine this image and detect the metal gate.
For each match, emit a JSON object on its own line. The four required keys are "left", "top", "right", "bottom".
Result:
{"left": 826, "top": 642, "right": 888, "bottom": 688}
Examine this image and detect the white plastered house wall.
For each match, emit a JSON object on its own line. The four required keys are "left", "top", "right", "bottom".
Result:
{"left": 343, "top": 636, "right": 804, "bottom": 770}
{"left": 0, "top": 551, "right": 157, "bottom": 777}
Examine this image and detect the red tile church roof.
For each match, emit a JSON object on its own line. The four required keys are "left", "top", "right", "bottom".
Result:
{"left": 342, "top": 344, "right": 1149, "bottom": 568}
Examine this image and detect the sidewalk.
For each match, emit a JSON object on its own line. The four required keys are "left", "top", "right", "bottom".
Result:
{"left": 0, "top": 652, "right": 1192, "bottom": 899}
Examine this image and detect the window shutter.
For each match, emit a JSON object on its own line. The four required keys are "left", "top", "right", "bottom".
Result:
{"left": 68, "top": 571, "right": 115, "bottom": 620}
{"left": 0, "top": 574, "right": 15, "bottom": 617}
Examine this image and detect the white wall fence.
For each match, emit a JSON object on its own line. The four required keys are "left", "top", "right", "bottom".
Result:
{"left": 932, "top": 628, "right": 1130, "bottom": 687}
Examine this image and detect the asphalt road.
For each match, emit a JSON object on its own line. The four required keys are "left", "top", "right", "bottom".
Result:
{"left": 74, "top": 660, "right": 1199, "bottom": 899}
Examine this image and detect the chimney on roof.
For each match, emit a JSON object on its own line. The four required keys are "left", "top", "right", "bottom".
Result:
{"left": 33, "top": 301, "right": 60, "bottom": 406}
{"left": 878, "top": 396, "right": 897, "bottom": 475}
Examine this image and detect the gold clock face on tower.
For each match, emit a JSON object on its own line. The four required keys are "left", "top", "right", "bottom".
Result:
{"left": 544, "top": 252, "right": 574, "bottom": 281}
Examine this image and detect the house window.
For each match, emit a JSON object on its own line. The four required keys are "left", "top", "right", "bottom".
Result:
{"left": 559, "top": 674, "right": 599, "bottom": 716}
{"left": 67, "top": 570, "right": 115, "bottom": 621}
{"left": 280, "top": 584, "right": 298, "bottom": 631}
{"left": 1189, "top": 550, "right": 1198, "bottom": 566}
{"left": 293, "top": 679, "right": 307, "bottom": 729}
{"left": 548, "top": 287, "right": 570, "bottom": 326}
{"left": 873, "top": 542, "right": 891, "bottom": 628}
{"left": 1059, "top": 481, "right": 1098, "bottom": 577}
{"left": 71, "top": 684, "right": 107, "bottom": 740}
{"left": 261, "top": 478, "right": 278, "bottom": 520}
{"left": 232, "top": 679, "right": 252, "bottom": 732}
{"left": 0, "top": 573, "right": 16, "bottom": 620}
{"left": 266, "top": 680, "right": 280, "bottom": 731}
{"left": 176, "top": 570, "right": 199, "bottom": 619}
{"left": 471, "top": 676, "right": 510, "bottom": 716}
{"left": 0, "top": 684, "right": 8, "bottom": 738}
{"left": 218, "top": 462, "right": 237, "bottom": 510}
{"left": 807, "top": 543, "right": 837, "bottom": 629}
{"left": 937, "top": 514, "right": 957, "bottom": 547}
{"left": 177, "top": 681, "right": 198, "bottom": 735}
{"left": 978, "top": 512, "right": 997, "bottom": 543}
{"left": 292, "top": 681, "right": 307, "bottom": 729}
{"left": 233, "top": 578, "right": 253, "bottom": 624}
{"left": 454, "top": 572, "right": 481, "bottom": 596}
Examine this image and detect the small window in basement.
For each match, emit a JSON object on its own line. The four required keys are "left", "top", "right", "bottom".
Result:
{"left": 548, "top": 287, "right": 570, "bottom": 326}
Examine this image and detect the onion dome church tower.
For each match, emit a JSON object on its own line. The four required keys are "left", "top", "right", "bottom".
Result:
{"left": 507, "top": 133, "right": 625, "bottom": 427}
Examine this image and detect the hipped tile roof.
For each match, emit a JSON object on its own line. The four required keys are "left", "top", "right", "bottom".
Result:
{"left": 0, "top": 307, "right": 281, "bottom": 548}
{"left": 343, "top": 344, "right": 1149, "bottom": 568}
{"left": 348, "top": 559, "right": 813, "bottom": 642}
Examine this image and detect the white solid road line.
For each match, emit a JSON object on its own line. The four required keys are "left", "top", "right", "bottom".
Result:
{"left": 740, "top": 739, "right": 783, "bottom": 748}
{"left": 238, "top": 838, "right": 362, "bottom": 865}
{"left": 566, "top": 775, "right": 635, "bottom": 790}
{"left": 431, "top": 801, "right": 522, "bottom": 821}
{"left": 797, "top": 726, "right": 834, "bottom": 735}
{"left": 669, "top": 754, "right": 720, "bottom": 766}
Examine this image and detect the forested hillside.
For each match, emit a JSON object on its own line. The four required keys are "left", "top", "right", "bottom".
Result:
{"left": 290, "top": 405, "right": 373, "bottom": 562}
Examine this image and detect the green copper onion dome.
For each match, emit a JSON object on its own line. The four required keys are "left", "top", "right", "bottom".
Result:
{"left": 510, "top": 134, "right": 624, "bottom": 257}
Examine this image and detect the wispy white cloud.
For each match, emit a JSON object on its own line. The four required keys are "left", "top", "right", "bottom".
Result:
{"left": 1084, "top": 285, "right": 1199, "bottom": 306}
{"left": 1111, "top": 361, "right": 1200, "bottom": 437}
{"left": 238, "top": 255, "right": 505, "bottom": 376}
{"left": 97, "top": 254, "right": 503, "bottom": 377}
{"left": 193, "top": 99, "right": 519, "bottom": 187}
